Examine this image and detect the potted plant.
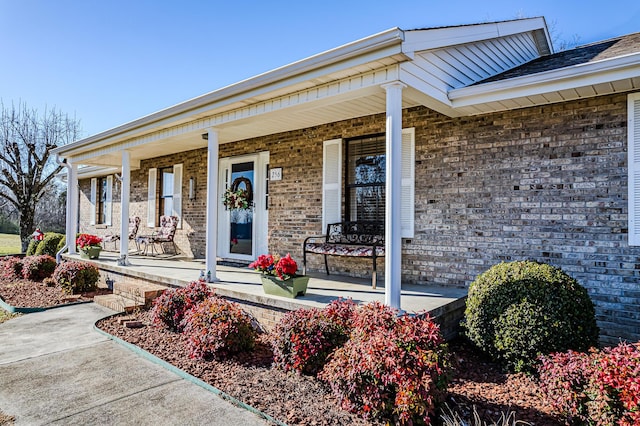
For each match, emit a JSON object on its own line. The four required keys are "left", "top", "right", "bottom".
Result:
{"left": 249, "top": 253, "right": 309, "bottom": 298}
{"left": 76, "top": 233, "right": 103, "bottom": 259}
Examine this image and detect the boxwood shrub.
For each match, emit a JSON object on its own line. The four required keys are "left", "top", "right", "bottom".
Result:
{"left": 53, "top": 260, "right": 100, "bottom": 294}
{"left": 463, "top": 260, "right": 599, "bottom": 372}
{"left": 56, "top": 236, "right": 66, "bottom": 254}
{"left": 25, "top": 239, "right": 39, "bottom": 256}
{"left": 34, "top": 233, "right": 65, "bottom": 257}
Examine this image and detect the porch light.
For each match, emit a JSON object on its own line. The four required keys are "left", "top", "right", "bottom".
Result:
{"left": 201, "top": 133, "right": 208, "bottom": 140}
{"left": 189, "top": 177, "right": 196, "bottom": 199}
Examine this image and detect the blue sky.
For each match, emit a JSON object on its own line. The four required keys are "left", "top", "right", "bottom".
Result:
{"left": 1, "top": 0, "right": 639, "bottom": 138}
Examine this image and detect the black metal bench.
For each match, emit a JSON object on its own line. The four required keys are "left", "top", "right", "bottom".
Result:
{"left": 302, "top": 221, "right": 385, "bottom": 289}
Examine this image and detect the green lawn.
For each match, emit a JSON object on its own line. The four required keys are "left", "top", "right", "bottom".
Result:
{"left": 0, "top": 233, "right": 21, "bottom": 256}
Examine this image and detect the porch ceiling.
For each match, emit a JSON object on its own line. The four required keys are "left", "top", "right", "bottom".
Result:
{"left": 75, "top": 84, "right": 423, "bottom": 168}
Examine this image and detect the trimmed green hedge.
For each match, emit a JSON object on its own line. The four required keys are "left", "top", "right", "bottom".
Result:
{"left": 34, "top": 233, "right": 64, "bottom": 257}
{"left": 463, "top": 260, "right": 599, "bottom": 372}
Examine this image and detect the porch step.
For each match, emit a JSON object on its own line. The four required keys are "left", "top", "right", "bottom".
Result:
{"left": 95, "top": 281, "right": 169, "bottom": 313}
{"left": 112, "top": 281, "right": 167, "bottom": 307}
{"left": 94, "top": 294, "right": 143, "bottom": 313}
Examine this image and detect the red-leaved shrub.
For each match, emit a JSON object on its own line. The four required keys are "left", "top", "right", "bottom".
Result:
{"left": 52, "top": 261, "right": 100, "bottom": 294}
{"left": 319, "top": 302, "right": 451, "bottom": 425}
{"left": 1, "top": 256, "right": 23, "bottom": 280}
{"left": 20, "top": 255, "right": 56, "bottom": 281}
{"left": 150, "top": 281, "right": 214, "bottom": 331}
{"left": 271, "top": 298, "right": 357, "bottom": 375}
{"left": 182, "top": 296, "right": 256, "bottom": 360}
{"left": 538, "top": 341, "right": 640, "bottom": 425}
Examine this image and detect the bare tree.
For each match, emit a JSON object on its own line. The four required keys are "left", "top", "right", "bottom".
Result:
{"left": 0, "top": 101, "right": 81, "bottom": 251}
{"left": 34, "top": 182, "right": 66, "bottom": 234}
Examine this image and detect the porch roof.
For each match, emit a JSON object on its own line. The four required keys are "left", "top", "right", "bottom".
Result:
{"left": 53, "top": 18, "right": 554, "bottom": 169}
{"left": 52, "top": 17, "right": 640, "bottom": 170}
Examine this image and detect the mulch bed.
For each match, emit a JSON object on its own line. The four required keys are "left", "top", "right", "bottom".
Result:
{"left": 96, "top": 310, "right": 563, "bottom": 426}
{"left": 1, "top": 280, "right": 563, "bottom": 425}
{"left": 0, "top": 411, "right": 14, "bottom": 425}
{"left": 0, "top": 279, "right": 111, "bottom": 309}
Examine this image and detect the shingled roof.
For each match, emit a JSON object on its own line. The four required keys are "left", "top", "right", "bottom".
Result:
{"left": 477, "top": 32, "right": 640, "bottom": 84}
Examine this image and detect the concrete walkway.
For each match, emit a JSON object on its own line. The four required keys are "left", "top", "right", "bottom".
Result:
{"left": 0, "top": 303, "right": 270, "bottom": 425}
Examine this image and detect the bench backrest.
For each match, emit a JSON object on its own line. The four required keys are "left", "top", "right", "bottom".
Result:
{"left": 326, "top": 221, "right": 384, "bottom": 246}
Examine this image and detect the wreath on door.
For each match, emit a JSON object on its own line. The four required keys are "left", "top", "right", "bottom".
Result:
{"left": 222, "top": 176, "right": 253, "bottom": 210}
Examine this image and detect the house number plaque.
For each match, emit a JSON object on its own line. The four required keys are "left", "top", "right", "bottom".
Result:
{"left": 270, "top": 167, "right": 283, "bottom": 181}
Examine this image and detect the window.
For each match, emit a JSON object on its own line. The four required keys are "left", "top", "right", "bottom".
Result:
{"left": 160, "top": 167, "right": 174, "bottom": 221}
{"left": 97, "top": 177, "right": 108, "bottom": 224}
{"left": 322, "top": 128, "right": 414, "bottom": 238}
{"left": 147, "top": 164, "right": 182, "bottom": 228}
{"left": 90, "top": 175, "right": 112, "bottom": 226}
{"left": 345, "top": 134, "right": 386, "bottom": 224}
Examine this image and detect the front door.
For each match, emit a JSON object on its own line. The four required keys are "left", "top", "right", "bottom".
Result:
{"left": 218, "top": 152, "right": 269, "bottom": 261}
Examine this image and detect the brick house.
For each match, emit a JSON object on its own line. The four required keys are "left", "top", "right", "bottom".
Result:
{"left": 53, "top": 17, "right": 640, "bottom": 344}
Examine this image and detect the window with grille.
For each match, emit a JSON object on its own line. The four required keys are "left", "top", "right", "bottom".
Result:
{"left": 345, "top": 134, "right": 386, "bottom": 224}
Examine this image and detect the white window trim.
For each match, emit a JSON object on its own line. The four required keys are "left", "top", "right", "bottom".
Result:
{"left": 173, "top": 163, "right": 183, "bottom": 228}
{"left": 401, "top": 127, "right": 415, "bottom": 238}
{"left": 147, "top": 168, "right": 157, "bottom": 227}
{"left": 89, "top": 178, "right": 97, "bottom": 225}
{"left": 628, "top": 93, "right": 640, "bottom": 246}
{"left": 322, "top": 139, "right": 343, "bottom": 231}
{"left": 105, "top": 175, "right": 113, "bottom": 226}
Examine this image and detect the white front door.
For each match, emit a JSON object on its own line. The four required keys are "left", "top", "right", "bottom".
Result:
{"left": 218, "top": 152, "right": 269, "bottom": 261}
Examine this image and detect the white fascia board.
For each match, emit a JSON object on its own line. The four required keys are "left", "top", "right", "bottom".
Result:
{"left": 449, "top": 52, "right": 640, "bottom": 107}
{"left": 57, "top": 165, "right": 122, "bottom": 180}
{"left": 52, "top": 27, "right": 405, "bottom": 158}
{"left": 403, "top": 17, "right": 549, "bottom": 53}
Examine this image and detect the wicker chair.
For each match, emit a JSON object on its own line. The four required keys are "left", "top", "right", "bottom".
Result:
{"left": 137, "top": 215, "right": 179, "bottom": 255}
{"left": 103, "top": 217, "right": 141, "bottom": 251}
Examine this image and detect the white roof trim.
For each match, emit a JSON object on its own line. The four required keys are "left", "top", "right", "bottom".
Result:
{"left": 53, "top": 27, "right": 405, "bottom": 157}
{"left": 449, "top": 52, "right": 640, "bottom": 107}
{"left": 403, "top": 17, "right": 550, "bottom": 54}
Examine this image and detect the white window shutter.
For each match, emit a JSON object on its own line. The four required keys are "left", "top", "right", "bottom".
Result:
{"left": 173, "top": 163, "right": 183, "bottom": 228}
{"left": 322, "top": 139, "right": 342, "bottom": 232}
{"left": 401, "top": 128, "right": 415, "bottom": 238}
{"left": 147, "top": 168, "right": 157, "bottom": 227}
{"left": 89, "top": 178, "right": 97, "bottom": 225}
{"left": 105, "top": 175, "right": 113, "bottom": 226}
{"left": 628, "top": 93, "right": 640, "bottom": 246}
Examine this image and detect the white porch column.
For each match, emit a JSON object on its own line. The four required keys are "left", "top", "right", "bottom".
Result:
{"left": 205, "top": 128, "right": 219, "bottom": 281}
{"left": 67, "top": 161, "right": 78, "bottom": 255}
{"left": 118, "top": 150, "right": 131, "bottom": 266}
{"left": 382, "top": 81, "right": 406, "bottom": 309}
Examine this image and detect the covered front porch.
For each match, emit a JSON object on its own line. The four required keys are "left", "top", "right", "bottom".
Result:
{"left": 69, "top": 251, "right": 467, "bottom": 338}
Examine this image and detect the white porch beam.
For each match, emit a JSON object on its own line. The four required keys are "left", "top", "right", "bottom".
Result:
{"left": 66, "top": 161, "right": 78, "bottom": 255}
{"left": 382, "top": 81, "right": 405, "bottom": 309}
{"left": 205, "top": 129, "right": 219, "bottom": 282}
{"left": 118, "top": 150, "right": 131, "bottom": 265}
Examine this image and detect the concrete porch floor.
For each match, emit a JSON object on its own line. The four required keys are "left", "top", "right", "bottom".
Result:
{"left": 64, "top": 251, "right": 468, "bottom": 333}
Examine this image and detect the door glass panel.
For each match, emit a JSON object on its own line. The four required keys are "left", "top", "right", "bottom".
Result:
{"left": 229, "top": 161, "right": 254, "bottom": 255}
